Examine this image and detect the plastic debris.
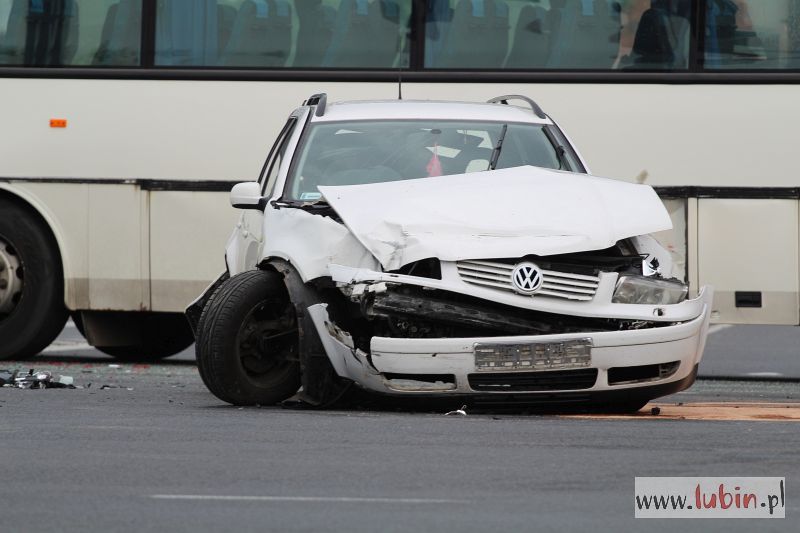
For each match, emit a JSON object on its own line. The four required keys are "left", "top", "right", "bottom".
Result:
{"left": 99, "top": 384, "right": 133, "bottom": 391}
{"left": 0, "top": 369, "right": 14, "bottom": 386}
{"left": 1, "top": 369, "right": 76, "bottom": 389}
{"left": 445, "top": 404, "right": 468, "bottom": 416}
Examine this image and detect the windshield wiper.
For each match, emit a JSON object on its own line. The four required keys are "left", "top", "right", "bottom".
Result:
{"left": 271, "top": 199, "right": 338, "bottom": 218}
{"left": 272, "top": 199, "right": 330, "bottom": 210}
{"left": 543, "top": 127, "right": 571, "bottom": 171}
{"left": 487, "top": 124, "right": 508, "bottom": 171}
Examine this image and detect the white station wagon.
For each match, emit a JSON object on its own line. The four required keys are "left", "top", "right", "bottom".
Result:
{"left": 187, "top": 94, "right": 713, "bottom": 412}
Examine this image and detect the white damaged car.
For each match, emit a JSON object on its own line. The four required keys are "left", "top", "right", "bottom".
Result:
{"left": 187, "top": 94, "right": 713, "bottom": 412}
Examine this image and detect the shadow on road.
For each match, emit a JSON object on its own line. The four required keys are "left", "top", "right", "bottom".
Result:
{"left": 30, "top": 354, "right": 197, "bottom": 366}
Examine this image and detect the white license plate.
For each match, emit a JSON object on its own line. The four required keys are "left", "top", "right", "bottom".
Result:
{"left": 474, "top": 339, "right": 592, "bottom": 372}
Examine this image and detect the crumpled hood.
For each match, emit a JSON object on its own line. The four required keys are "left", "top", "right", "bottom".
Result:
{"left": 318, "top": 165, "right": 672, "bottom": 271}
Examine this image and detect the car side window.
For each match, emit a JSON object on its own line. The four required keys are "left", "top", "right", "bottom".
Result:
{"left": 259, "top": 117, "right": 297, "bottom": 196}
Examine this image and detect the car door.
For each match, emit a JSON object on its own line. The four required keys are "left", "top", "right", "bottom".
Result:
{"left": 227, "top": 112, "right": 304, "bottom": 274}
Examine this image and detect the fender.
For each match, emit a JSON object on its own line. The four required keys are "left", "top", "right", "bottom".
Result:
{"left": 185, "top": 270, "right": 229, "bottom": 336}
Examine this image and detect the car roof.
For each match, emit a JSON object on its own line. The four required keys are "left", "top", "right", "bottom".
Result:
{"left": 308, "top": 99, "right": 552, "bottom": 125}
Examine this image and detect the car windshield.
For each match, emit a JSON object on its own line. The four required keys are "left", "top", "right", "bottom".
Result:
{"left": 284, "top": 120, "right": 566, "bottom": 202}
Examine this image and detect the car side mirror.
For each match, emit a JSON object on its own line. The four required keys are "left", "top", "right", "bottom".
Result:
{"left": 230, "top": 182, "right": 264, "bottom": 210}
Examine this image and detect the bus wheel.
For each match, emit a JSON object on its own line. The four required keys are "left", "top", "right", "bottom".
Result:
{"left": 71, "top": 312, "right": 194, "bottom": 362}
{"left": 0, "top": 200, "right": 68, "bottom": 360}
{"left": 195, "top": 270, "right": 301, "bottom": 406}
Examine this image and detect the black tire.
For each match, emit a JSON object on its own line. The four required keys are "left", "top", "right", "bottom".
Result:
{"left": 193, "top": 280, "right": 228, "bottom": 392}
{"left": 71, "top": 311, "right": 194, "bottom": 362}
{"left": 196, "top": 269, "right": 301, "bottom": 406}
{"left": 0, "top": 198, "right": 68, "bottom": 360}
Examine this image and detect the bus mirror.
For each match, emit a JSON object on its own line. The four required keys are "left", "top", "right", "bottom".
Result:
{"left": 230, "top": 182, "right": 263, "bottom": 210}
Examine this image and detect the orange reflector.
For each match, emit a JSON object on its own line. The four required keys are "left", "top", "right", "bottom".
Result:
{"left": 50, "top": 119, "right": 67, "bottom": 128}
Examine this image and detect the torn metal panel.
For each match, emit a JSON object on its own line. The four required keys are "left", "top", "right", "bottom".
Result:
{"left": 259, "top": 208, "right": 378, "bottom": 281}
{"left": 319, "top": 166, "right": 672, "bottom": 271}
{"left": 307, "top": 303, "right": 380, "bottom": 386}
{"left": 366, "top": 290, "right": 555, "bottom": 335}
{"left": 630, "top": 234, "right": 673, "bottom": 279}
{"left": 308, "top": 303, "right": 463, "bottom": 394}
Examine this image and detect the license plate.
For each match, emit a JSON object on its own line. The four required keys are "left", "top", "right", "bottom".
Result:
{"left": 474, "top": 339, "right": 592, "bottom": 372}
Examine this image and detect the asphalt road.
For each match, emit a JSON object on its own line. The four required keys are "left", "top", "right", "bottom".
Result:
{"left": 1, "top": 326, "right": 798, "bottom": 532}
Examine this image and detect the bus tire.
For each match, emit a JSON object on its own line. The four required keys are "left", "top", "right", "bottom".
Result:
{"left": 195, "top": 269, "right": 300, "bottom": 406}
{"left": 0, "top": 198, "right": 68, "bottom": 360}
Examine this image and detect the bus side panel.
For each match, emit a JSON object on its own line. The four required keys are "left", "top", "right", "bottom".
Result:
{"left": 697, "top": 199, "right": 799, "bottom": 325}
{"left": 0, "top": 182, "right": 89, "bottom": 309}
{"left": 87, "top": 184, "right": 149, "bottom": 310}
{"left": 149, "top": 190, "right": 237, "bottom": 313}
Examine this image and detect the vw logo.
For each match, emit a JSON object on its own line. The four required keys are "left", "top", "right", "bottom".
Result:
{"left": 511, "top": 262, "right": 544, "bottom": 294}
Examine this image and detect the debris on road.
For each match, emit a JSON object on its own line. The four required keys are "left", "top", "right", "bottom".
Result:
{"left": 650, "top": 406, "right": 661, "bottom": 416}
{"left": 0, "top": 369, "right": 76, "bottom": 389}
{"left": 445, "top": 405, "right": 468, "bottom": 416}
{"left": 561, "top": 403, "right": 800, "bottom": 422}
{"left": 98, "top": 384, "right": 134, "bottom": 390}
{"left": 0, "top": 369, "right": 14, "bottom": 386}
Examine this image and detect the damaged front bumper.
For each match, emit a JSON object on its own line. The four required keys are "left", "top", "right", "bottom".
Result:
{"left": 308, "top": 285, "right": 713, "bottom": 401}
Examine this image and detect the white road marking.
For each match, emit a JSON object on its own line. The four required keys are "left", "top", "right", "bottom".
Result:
{"left": 150, "top": 495, "right": 469, "bottom": 504}
{"left": 79, "top": 426, "right": 155, "bottom": 431}
{"left": 745, "top": 372, "right": 785, "bottom": 378}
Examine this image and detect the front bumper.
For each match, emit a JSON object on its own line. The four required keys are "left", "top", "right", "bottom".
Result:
{"left": 308, "top": 286, "right": 713, "bottom": 401}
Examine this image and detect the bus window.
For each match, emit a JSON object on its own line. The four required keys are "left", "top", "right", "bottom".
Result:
{"left": 155, "top": 0, "right": 411, "bottom": 68}
{"left": 704, "top": 0, "right": 800, "bottom": 69}
{"left": 0, "top": 0, "right": 141, "bottom": 66}
{"left": 320, "top": 0, "right": 409, "bottom": 68}
{"left": 425, "top": 0, "right": 691, "bottom": 71}
{"left": 155, "top": 0, "right": 219, "bottom": 66}
{"left": 621, "top": 0, "right": 691, "bottom": 70}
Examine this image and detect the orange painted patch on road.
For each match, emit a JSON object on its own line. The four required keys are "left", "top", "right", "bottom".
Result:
{"left": 561, "top": 403, "right": 800, "bottom": 422}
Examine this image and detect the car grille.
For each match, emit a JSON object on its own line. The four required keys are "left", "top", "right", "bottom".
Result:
{"left": 468, "top": 369, "right": 598, "bottom": 392}
{"left": 456, "top": 260, "right": 600, "bottom": 301}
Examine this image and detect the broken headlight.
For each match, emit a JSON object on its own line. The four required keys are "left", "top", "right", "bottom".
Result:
{"left": 612, "top": 275, "right": 688, "bottom": 305}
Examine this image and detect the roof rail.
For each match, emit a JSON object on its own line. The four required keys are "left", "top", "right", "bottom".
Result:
{"left": 487, "top": 95, "right": 547, "bottom": 119}
{"left": 303, "top": 93, "right": 327, "bottom": 117}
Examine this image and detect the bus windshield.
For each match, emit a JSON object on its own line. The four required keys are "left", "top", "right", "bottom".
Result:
{"left": 284, "top": 120, "right": 569, "bottom": 202}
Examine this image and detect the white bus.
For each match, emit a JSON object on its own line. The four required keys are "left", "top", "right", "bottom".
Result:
{"left": 1, "top": 0, "right": 799, "bottom": 360}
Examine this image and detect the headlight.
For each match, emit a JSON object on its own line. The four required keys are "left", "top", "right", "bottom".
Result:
{"left": 612, "top": 275, "right": 688, "bottom": 305}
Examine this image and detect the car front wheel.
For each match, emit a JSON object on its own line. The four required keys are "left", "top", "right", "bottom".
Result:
{"left": 195, "top": 270, "right": 301, "bottom": 406}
